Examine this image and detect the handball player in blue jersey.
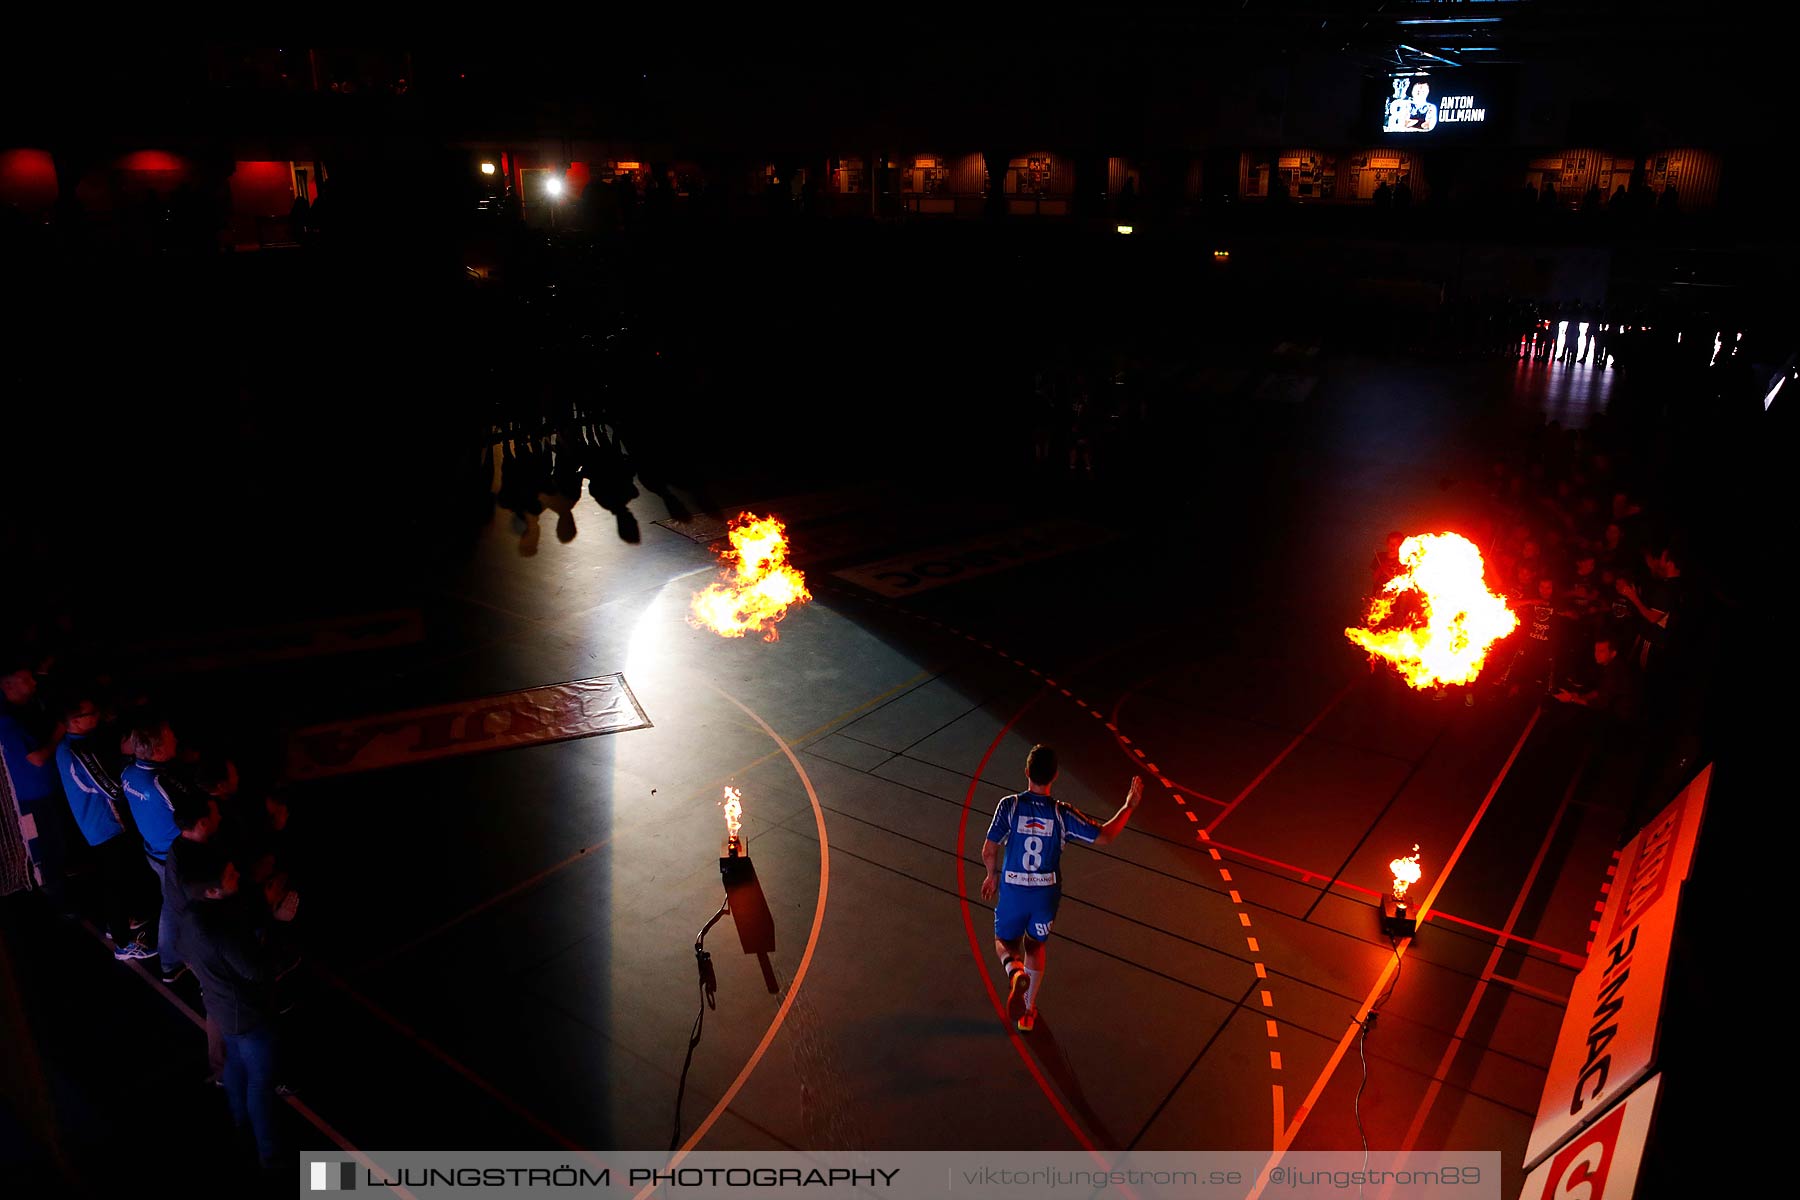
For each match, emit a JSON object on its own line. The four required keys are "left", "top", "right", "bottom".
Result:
{"left": 981, "top": 745, "right": 1142, "bottom": 1032}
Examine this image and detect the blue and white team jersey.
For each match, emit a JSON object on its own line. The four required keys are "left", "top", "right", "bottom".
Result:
{"left": 985, "top": 792, "right": 1102, "bottom": 888}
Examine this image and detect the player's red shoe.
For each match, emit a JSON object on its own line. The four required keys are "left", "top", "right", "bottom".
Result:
{"left": 1016, "top": 1007, "right": 1037, "bottom": 1034}
{"left": 1006, "top": 969, "right": 1030, "bottom": 1026}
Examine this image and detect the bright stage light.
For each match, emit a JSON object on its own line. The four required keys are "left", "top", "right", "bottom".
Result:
{"left": 1116, "top": 224, "right": 1134, "bottom": 235}
{"left": 480, "top": 161, "right": 496, "bottom": 176}
{"left": 544, "top": 177, "right": 565, "bottom": 197}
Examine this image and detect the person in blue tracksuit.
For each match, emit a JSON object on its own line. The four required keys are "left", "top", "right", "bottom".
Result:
{"left": 121, "top": 714, "right": 203, "bottom": 983}
{"left": 981, "top": 745, "right": 1141, "bottom": 1032}
{"left": 56, "top": 690, "right": 154, "bottom": 957}
{"left": 1, "top": 658, "right": 71, "bottom": 910}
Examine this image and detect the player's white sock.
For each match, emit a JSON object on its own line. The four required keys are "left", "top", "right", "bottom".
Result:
{"left": 1024, "top": 967, "right": 1043, "bottom": 1011}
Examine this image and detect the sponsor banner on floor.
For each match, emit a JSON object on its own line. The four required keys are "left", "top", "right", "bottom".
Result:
{"left": 1523, "top": 766, "right": 1710, "bottom": 1171}
{"left": 286, "top": 674, "right": 650, "bottom": 781}
{"left": 1520, "top": 1075, "right": 1661, "bottom": 1200}
{"left": 302, "top": 1150, "right": 1499, "bottom": 1198}
{"left": 832, "top": 518, "right": 1119, "bottom": 597}
{"left": 131, "top": 609, "right": 426, "bottom": 674}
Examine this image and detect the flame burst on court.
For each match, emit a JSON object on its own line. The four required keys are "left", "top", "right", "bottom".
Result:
{"left": 1345, "top": 532, "right": 1517, "bottom": 689}
{"left": 1390, "top": 844, "right": 1422, "bottom": 902}
{"left": 689, "top": 513, "right": 811, "bottom": 641}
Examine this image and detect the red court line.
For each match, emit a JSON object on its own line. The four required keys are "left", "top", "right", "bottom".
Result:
{"left": 1199, "top": 836, "right": 1585, "bottom": 963}
{"left": 1205, "top": 681, "right": 1356, "bottom": 834}
{"left": 956, "top": 692, "right": 1107, "bottom": 1159}
{"left": 668, "top": 683, "right": 832, "bottom": 1154}
{"left": 1244, "top": 705, "right": 1543, "bottom": 1200}
{"left": 1482, "top": 972, "right": 1569, "bottom": 1005}
{"left": 1392, "top": 743, "right": 1592, "bottom": 1162}
{"left": 1425, "top": 911, "right": 1585, "bottom": 965}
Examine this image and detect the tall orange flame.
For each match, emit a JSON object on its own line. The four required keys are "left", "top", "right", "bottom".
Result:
{"left": 722, "top": 786, "right": 743, "bottom": 841}
{"left": 1389, "top": 844, "right": 1422, "bottom": 902}
{"left": 689, "top": 513, "right": 811, "bottom": 641}
{"left": 1345, "top": 532, "right": 1516, "bottom": 689}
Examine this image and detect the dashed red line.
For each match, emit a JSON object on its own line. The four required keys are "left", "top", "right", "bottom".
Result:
{"left": 866, "top": 595, "right": 1310, "bottom": 1156}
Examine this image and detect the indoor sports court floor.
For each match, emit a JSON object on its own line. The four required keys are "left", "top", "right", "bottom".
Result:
{"left": 15, "top": 355, "right": 1628, "bottom": 1199}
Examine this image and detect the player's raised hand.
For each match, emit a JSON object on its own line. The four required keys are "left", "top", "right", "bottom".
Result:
{"left": 1127, "top": 776, "right": 1143, "bottom": 808}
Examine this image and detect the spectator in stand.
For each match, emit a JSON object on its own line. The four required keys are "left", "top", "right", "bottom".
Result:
{"left": 1566, "top": 554, "right": 1604, "bottom": 620}
{"left": 1066, "top": 375, "right": 1095, "bottom": 479}
{"left": 1610, "top": 491, "right": 1645, "bottom": 551}
{"left": 1508, "top": 576, "right": 1560, "bottom": 695}
{"left": 1596, "top": 521, "right": 1627, "bottom": 574}
{"left": 122, "top": 713, "right": 205, "bottom": 984}
{"left": 1508, "top": 561, "right": 1538, "bottom": 606}
{"left": 1, "top": 655, "right": 71, "bottom": 912}
{"left": 55, "top": 689, "right": 154, "bottom": 957}
{"left": 1617, "top": 541, "right": 1686, "bottom": 674}
{"left": 1554, "top": 633, "right": 1640, "bottom": 723}
{"left": 1517, "top": 536, "right": 1543, "bottom": 583}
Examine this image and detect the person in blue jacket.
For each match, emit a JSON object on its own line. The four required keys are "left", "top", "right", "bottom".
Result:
{"left": 1, "top": 655, "right": 71, "bottom": 911}
{"left": 122, "top": 713, "right": 202, "bottom": 983}
{"left": 56, "top": 689, "right": 155, "bottom": 958}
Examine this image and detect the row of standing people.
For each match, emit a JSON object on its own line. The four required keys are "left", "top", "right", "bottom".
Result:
{"left": 0, "top": 649, "right": 299, "bottom": 1174}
